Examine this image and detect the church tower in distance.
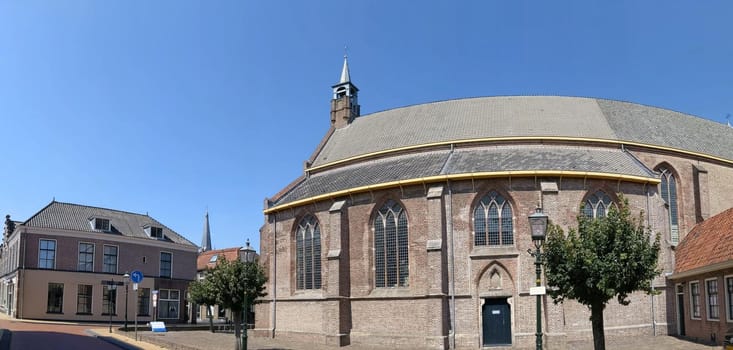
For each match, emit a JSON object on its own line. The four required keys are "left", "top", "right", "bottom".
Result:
{"left": 330, "top": 54, "right": 360, "bottom": 128}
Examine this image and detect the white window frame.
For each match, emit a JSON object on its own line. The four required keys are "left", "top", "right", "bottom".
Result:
{"left": 160, "top": 251, "right": 173, "bottom": 278}
{"left": 690, "top": 280, "right": 701, "bottom": 320}
{"left": 91, "top": 217, "right": 111, "bottom": 232}
{"left": 725, "top": 275, "right": 733, "bottom": 322}
{"left": 102, "top": 244, "right": 119, "bottom": 274}
{"left": 157, "top": 288, "right": 180, "bottom": 320}
{"left": 78, "top": 242, "right": 95, "bottom": 272}
{"left": 39, "top": 238, "right": 57, "bottom": 269}
{"left": 706, "top": 277, "right": 720, "bottom": 321}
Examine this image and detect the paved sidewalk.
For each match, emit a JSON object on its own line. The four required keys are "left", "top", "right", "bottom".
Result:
{"left": 106, "top": 329, "right": 721, "bottom": 350}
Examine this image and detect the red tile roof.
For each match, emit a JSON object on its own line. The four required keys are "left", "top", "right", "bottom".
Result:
{"left": 197, "top": 247, "right": 242, "bottom": 271}
{"left": 675, "top": 207, "right": 733, "bottom": 274}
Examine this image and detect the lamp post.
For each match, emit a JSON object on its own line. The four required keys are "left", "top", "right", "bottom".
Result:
{"left": 108, "top": 278, "right": 117, "bottom": 333}
{"left": 123, "top": 272, "right": 130, "bottom": 330}
{"left": 528, "top": 207, "right": 548, "bottom": 350}
{"left": 240, "top": 239, "right": 257, "bottom": 350}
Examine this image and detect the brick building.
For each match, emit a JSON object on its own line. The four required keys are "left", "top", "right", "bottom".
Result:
{"left": 255, "top": 57, "right": 733, "bottom": 349}
{"left": 0, "top": 201, "right": 197, "bottom": 324}
{"left": 669, "top": 208, "right": 733, "bottom": 345}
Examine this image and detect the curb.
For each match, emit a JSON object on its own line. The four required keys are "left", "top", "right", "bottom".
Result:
{"left": 86, "top": 329, "right": 142, "bottom": 350}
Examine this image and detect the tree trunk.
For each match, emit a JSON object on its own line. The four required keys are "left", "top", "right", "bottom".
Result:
{"left": 590, "top": 302, "right": 606, "bottom": 350}
{"left": 207, "top": 306, "right": 215, "bottom": 333}
{"left": 233, "top": 310, "right": 242, "bottom": 350}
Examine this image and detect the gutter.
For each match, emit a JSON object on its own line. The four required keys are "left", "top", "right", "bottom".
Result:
{"left": 667, "top": 260, "right": 733, "bottom": 280}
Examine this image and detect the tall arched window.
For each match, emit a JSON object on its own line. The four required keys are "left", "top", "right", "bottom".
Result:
{"left": 296, "top": 215, "right": 321, "bottom": 290}
{"left": 474, "top": 191, "right": 514, "bottom": 246}
{"left": 582, "top": 190, "right": 614, "bottom": 219}
{"left": 659, "top": 166, "right": 679, "bottom": 244}
{"left": 374, "top": 200, "right": 409, "bottom": 288}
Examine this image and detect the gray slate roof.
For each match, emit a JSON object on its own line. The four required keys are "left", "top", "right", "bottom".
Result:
{"left": 24, "top": 201, "right": 196, "bottom": 247}
{"left": 274, "top": 145, "right": 654, "bottom": 206}
{"left": 312, "top": 96, "right": 733, "bottom": 167}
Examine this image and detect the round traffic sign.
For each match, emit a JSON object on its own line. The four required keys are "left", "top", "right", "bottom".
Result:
{"left": 130, "top": 270, "right": 144, "bottom": 283}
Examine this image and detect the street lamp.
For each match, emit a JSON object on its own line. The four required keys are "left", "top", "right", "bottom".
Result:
{"left": 108, "top": 278, "right": 117, "bottom": 333}
{"left": 123, "top": 272, "right": 130, "bottom": 330}
{"left": 528, "top": 207, "right": 548, "bottom": 350}
{"left": 240, "top": 239, "right": 257, "bottom": 350}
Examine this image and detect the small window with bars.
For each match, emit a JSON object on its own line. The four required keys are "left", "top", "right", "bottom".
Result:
{"left": 374, "top": 200, "right": 409, "bottom": 288}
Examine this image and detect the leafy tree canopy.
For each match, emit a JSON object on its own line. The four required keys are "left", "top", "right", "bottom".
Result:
{"left": 543, "top": 196, "right": 660, "bottom": 350}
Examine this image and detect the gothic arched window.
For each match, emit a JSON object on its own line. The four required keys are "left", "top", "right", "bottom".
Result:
{"left": 659, "top": 166, "right": 680, "bottom": 244}
{"left": 474, "top": 191, "right": 514, "bottom": 246}
{"left": 374, "top": 200, "right": 409, "bottom": 288}
{"left": 582, "top": 190, "right": 615, "bottom": 219}
{"left": 296, "top": 215, "right": 321, "bottom": 290}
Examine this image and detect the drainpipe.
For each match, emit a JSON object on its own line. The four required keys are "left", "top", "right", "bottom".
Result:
{"left": 646, "top": 186, "right": 656, "bottom": 336}
{"left": 447, "top": 180, "right": 456, "bottom": 350}
{"left": 271, "top": 213, "right": 277, "bottom": 338}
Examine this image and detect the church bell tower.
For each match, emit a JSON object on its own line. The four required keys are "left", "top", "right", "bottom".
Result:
{"left": 330, "top": 55, "right": 360, "bottom": 128}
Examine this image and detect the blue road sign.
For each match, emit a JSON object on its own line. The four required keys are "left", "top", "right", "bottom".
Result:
{"left": 130, "top": 270, "right": 144, "bottom": 283}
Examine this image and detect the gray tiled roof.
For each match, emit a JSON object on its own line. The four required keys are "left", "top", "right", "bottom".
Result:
{"left": 24, "top": 201, "right": 196, "bottom": 247}
{"left": 273, "top": 146, "right": 654, "bottom": 206}
{"left": 312, "top": 96, "right": 733, "bottom": 167}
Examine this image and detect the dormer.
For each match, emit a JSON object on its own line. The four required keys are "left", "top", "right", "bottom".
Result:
{"left": 90, "top": 217, "right": 111, "bottom": 232}
{"left": 144, "top": 225, "right": 165, "bottom": 240}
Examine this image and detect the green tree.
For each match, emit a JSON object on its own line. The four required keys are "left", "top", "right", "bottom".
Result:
{"left": 544, "top": 197, "right": 661, "bottom": 350}
{"left": 188, "top": 276, "right": 218, "bottom": 332}
{"left": 188, "top": 257, "right": 268, "bottom": 350}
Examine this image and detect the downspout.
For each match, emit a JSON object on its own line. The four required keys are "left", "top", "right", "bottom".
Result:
{"left": 447, "top": 180, "right": 456, "bottom": 350}
{"left": 271, "top": 213, "right": 277, "bottom": 338}
{"left": 18, "top": 228, "right": 25, "bottom": 319}
{"left": 646, "top": 185, "right": 656, "bottom": 336}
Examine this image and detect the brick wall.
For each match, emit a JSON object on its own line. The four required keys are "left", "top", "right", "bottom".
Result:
{"left": 258, "top": 148, "right": 733, "bottom": 349}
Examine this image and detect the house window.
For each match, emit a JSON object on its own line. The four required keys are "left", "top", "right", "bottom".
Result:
{"left": 46, "top": 283, "right": 64, "bottom": 314}
{"left": 374, "top": 200, "right": 409, "bottom": 288}
{"left": 137, "top": 288, "right": 150, "bottom": 316}
{"left": 726, "top": 277, "right": 733, "bottom": 321}
{"left": 707, "top": 279, "right": 719, "bottom": 320}
{"left": 582, "top": 190, "right": 615, "bottom": 219}
{"left": 295, "top": 215, "right": 321, "bottom": 290}
{"left": 658, "top": 167, "right": 680, "bottom": 244}
{"left": 77, "top": 284, "right": 92, "bottom": 314}
{"left": 157, "top": 289, "right": 180, "bottom": 320}
{"left": 103, "top": 245, "right": 118, "bottom": 273}
{"left": 474, "top": 191, "right": 514, "bottom": 246}
{"left": 102, "top": 285, "right": 117, "bottom": 315}
{"left": 160, "top": 252, "right": 172, "bottom": 278}
{"left": 94, "top": 218, "right": 110, "bottom": 231}
{"left": 151, "top": 227, "right": 163, "bottom": 239}
{"left": 78, "top": 242, "right": 94, "bottom": 272}
{"left": 39, "top": 239, "right": 56, "bottom": 269}
{"left": 690, "top": 281, "right": 701, "bottom": 319}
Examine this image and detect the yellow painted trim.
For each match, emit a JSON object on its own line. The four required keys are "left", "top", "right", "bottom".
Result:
{"left": 263, "top": 170, "right": 660, "bottom": 214}
{"left": 307, "top": 136, "right": 733, "bottom": 172}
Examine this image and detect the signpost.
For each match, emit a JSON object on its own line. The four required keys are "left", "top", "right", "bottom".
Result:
{"left": 130, "top": 270, "right": 143, "bottom": 341}
{"left": 152, "top": 290, "right": 159, "bottom": 322}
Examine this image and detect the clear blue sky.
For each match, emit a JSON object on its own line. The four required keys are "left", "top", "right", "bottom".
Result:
{"left": 1, "top": 1, "right": 731, "bottom": 252}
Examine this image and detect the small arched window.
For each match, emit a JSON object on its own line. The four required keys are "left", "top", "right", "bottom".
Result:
{"left": 374, "top": 200, "right": 409, "bottom": 288}
{"left": 474, "top": 191, "right": 514, "bottom": 246}
{"left": 659, "top": 166, "right": 680, "bottom": 244}
{"left": 582, "top": 190, "right": 615, "bottom": 219}
{"left": 296, "top": 215, "right": 321, "bottom": 290}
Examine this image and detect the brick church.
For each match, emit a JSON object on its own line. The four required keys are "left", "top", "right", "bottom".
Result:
{"left": 254, "top": 56, "right": 733, "bottom": 349}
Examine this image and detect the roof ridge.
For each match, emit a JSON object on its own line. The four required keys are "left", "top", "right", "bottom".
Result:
{"left": 50, "top": 200, "right": 151, "bottom": 218}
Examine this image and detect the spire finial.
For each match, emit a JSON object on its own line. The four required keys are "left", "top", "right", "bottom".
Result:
{"left": 339, "top": 50, "right": 351, "bottom": 84}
